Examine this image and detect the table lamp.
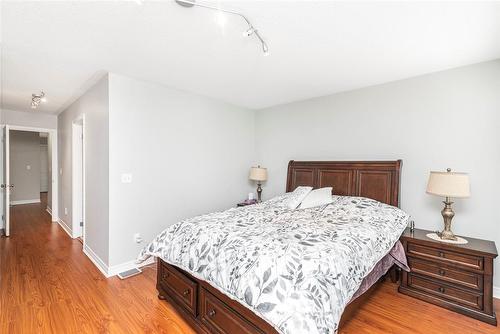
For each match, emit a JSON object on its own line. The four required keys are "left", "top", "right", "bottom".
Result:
{"left": 426, "top": 168, "right": 470, "bottom": 241}
{"left": 249, "top": 166, "right": 267, "bottom": 202}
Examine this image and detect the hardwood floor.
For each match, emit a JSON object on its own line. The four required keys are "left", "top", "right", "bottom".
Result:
{"left": 1, "top": 198, "right": 498, "bottom": 333}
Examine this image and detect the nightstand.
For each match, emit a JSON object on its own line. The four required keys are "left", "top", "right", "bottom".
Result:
{"left": 399, "top": 228, "right": 498, "bottom": 325}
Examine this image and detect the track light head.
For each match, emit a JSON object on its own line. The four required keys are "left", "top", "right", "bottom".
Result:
{"left": 243, "top": 27, "right": 255, "bottom": 37}
{"left": 175, "top": 0, "right": 195, "bottom": 8}
{"left": 262, "top": 43, "right": 269, "bottom": 56}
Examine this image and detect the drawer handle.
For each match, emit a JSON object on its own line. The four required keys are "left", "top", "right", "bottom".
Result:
{"left": 438, "top": 287, "right": 445, "bottom": 293}
{"left": 182, "top": 289, "right": 190, "bottom": 296}
{"left": 439, "top": 269, "right": 446, "bottom": 276}
{"left": 208, "top": 309, "right": 216, "bottom": 317}
{"left": 439, "top": 251, "right": 445, "bottom": 258}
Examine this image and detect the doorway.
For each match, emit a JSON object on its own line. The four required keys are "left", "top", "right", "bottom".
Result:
{"left": 1, "top": 125, "right": 58, "bottom": 237}
{"left": 72, "top": 118, "right": 84, "bottom": 243}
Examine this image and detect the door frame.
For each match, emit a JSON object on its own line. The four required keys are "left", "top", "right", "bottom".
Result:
{"left": 4, "top": 125, "right": 59, "bottom": 235}
{"left": 71, "top": 115, "right": 85, "bottom": 243}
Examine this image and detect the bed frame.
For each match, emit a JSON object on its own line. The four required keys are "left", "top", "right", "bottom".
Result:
{"left": 157, "top": 160, "right": 402, "bottom": 333}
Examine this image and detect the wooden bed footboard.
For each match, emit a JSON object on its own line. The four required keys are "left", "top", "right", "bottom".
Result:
{"left": 157, "top": 259, "right": 390, "bottom": 334}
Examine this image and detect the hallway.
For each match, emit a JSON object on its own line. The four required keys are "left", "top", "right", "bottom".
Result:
{"left": 0, "top": 197, "right": 196, "bottom": 334}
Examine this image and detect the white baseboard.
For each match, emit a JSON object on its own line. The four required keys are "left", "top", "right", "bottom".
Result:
{"left": 10, "top": 199, "right": 41, "bottom": 205}
{"left": 83, "top": 244, "right": 155, "bottom": 278}
{"left": 57, "top": 218, "right": 74, "bottom": 239}
{"left": 494, "top": 286, "right": 500, "bottom": 299}
{"left": 83, "top": 244, "right": 110, "bottom": 278}
{"left": 46, "top": 206, "right": 52, "bottom": 216}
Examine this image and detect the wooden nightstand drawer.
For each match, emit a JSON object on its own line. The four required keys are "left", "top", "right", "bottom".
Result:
{"left": 408, "top": 257, "right": 483, "bottom": 290}
{"left": 407, "top": 242, "right": 483, "bottom": 271}
{"left": 407, "top": 273, "right": 483, "bottom": 310}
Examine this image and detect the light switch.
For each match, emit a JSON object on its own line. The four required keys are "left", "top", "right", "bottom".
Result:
{"left": 26, "top": 165, "right": 31, "bottom": 170}
{"left": 121, "top": 173, "right": 133, "bottom": 183}
{"left": 60, "top": 168, "right": 63, "bottom": 175}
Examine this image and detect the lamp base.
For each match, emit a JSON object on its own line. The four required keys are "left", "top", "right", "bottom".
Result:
{"left": 440, "top": 198, "right": 457, "bottom": 241}
{"left": 256, "top": 183, "right": 262, "bottom": 203}
{"left": 438, "top": 229, "right": 457, "bottom": 241}
{"left": 426, "top": 232, "right": 467, "bottom": 245}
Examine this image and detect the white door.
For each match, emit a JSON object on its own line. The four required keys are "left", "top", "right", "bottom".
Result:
{"left": 2, "top": 125, "right": 11, "bottom": 236}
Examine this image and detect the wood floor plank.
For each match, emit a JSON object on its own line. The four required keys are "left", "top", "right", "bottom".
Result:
{"left": 1, "top": 194, "right": 498, "bottom": 333}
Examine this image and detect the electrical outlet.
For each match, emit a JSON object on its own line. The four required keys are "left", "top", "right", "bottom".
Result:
{"left": 121, "top": 173, "right": 133, "bottom": 183}
{"left": 133, "top": 233, "right": 143, "bottom": 244}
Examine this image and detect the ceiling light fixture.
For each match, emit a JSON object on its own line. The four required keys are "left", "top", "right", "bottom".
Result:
{"left": 31, "top": 91, "right": 46, "bottom": 109}
{"left": 175, "top": 0, "right": 269, "bottom": 56}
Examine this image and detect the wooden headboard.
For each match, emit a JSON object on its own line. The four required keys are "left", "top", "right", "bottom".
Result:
{"left": 286, "top": 160, "right": 402, "bottom": 207}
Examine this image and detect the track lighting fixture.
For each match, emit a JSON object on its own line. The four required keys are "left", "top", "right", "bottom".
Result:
{"left": 175, "top": 0, "right": 269, "bottom": 56}
{"left": 31, "top": 91, "right": 46, "bottom": 109}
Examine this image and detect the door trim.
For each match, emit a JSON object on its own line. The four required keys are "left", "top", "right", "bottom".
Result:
{"left": 71, "top": 115, "right": 85, "bottom": 245}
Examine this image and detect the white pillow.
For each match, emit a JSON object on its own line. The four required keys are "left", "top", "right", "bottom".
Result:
{"left": 285, "top": 186, "right": 313, "bottom": 209}
{"left": 299, "top": 187, "right": 334, "bottom": 209}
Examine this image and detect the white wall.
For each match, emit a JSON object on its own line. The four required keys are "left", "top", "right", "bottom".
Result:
{"left": 255, "top": 60, "right": 500, "bottom": 289}
{"left": 2, "top": 109, "right": 57, "bottom": 129}
{"left": 58, "top": 75, "right": 109, "bottom": 265}
{"left": 107, "top": 74, "right": 255, "bottom": 267}
{"left": 9, "top": 130, "right": 41, "bottom": 203}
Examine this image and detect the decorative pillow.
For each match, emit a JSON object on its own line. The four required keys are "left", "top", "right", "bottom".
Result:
{"left": 299, "top": 187, "right": 334, "bottom": 209}
{"left": 285, "top": 186, "right": 313, "bottom": 209}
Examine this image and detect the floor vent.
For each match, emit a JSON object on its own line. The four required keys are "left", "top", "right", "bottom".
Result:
{"left": 118, "top": 268, "right": 142, "bottom": 279}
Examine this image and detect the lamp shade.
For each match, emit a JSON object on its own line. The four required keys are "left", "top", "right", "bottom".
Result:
{"left": 249, "top": 166, "right": 267, "bottom": 182}
{"left": 426, "top": 170, "right": 470, "bottom": 198}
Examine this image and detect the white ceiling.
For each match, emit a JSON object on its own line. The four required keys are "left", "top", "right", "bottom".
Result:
{"left": 2, "top": 1, "right": 500, "bottom": 114}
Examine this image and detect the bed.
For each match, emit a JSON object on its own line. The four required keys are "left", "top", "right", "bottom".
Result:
{"left": 138, "top": 160, "right": 409, "bottom": 333}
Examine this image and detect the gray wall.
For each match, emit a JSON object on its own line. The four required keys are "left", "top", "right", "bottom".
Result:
{"left": 58, "top": 75, "right": 110, "bottom": 265}
{"left": 255, "top": 60, "right": 500, "bottom": 288}
{"left": 9, "top": 130, "right": 41, "bottom": 203}
{"left": 107, "top": 74, "right": 255, "bottom": 267}
{"left": 2, "top": 109, "right": 57, "bottom": 129}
